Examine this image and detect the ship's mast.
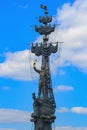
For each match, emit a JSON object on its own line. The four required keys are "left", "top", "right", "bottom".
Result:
{"left": 31, "top": 5, "right": 58, "bottom": 130}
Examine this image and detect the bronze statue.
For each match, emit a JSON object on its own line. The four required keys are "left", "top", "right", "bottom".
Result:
{"left": 33, "top": 60, "right": 46, "bottom": 98}
{"left": 31, "top": 5, "right": 58, "bottom": 130}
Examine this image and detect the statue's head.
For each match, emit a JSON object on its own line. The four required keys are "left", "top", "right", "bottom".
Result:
{"left": 41, "top": 65, "right": 45, "bottom": 70}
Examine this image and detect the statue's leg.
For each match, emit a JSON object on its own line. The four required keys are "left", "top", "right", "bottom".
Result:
{"left": 38, "top": 80, "right": 42, "bottom": 97}
{"left": 42, "top": 85, "right": 44, "bottom": 97}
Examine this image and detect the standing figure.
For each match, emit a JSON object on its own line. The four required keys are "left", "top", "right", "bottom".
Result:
{"left": 33, "top": 60, "right": 46, "bottom": 98}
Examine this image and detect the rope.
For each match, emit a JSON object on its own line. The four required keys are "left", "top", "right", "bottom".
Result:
{"left": 53, "top": 121, "right": 55, "bottom": 130}
{"left": 28, "top": 43, "right": 38, "bottom": 93}
{"left": 31, "top": 123, "right": 34, "bottom": 130}
{"left": 52, "top": 42, "right": 62, "bottom": 91}
{"left": 28, "top": 43, "right": 34, "bottom": 80}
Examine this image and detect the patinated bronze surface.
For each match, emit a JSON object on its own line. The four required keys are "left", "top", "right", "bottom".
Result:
{"left": 31, "top": 5, "right": 58, "bottom": 130}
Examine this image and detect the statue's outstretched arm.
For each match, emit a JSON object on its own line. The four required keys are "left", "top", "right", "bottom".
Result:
{"left": 33, "top": 60, "right": 40, "bottom": 73}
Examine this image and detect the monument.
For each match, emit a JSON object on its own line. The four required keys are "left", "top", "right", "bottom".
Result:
{"left": 31, "top": 5, "right": 59, "bottom": 130}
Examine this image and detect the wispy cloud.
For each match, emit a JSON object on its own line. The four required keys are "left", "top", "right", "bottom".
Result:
{"left": 56, "top": 106, "right": 87, "bottom": 114}
{"left": 71, "top": 107, "right": 87, "bottom": 114}
{"left": 19, "top": 4, "right": 29, "bottom": 9}
{"left": 0, "top": 109, "right": 31, "bottom": 123}
{"left": 56, "top": 107, "right": 69, "bottom": 113}
{"left": 55, "top": 126, "right": 87, "bottom": 130}
{"left": 0, "top": 128, "right": 16, "bottom": 130}
{"left": 1, "top": 127, "right": 87, "bottom": 130}
{"left": 54, "top": 85, "right": 74, "bottom": 92}
{"left": 2, "top": 86, "right": 10, "bottom": 91}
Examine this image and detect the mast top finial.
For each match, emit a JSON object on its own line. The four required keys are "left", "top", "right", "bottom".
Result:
{"left": 40, "top": 4, "right": 47, "bottom": 10}
{"left": 40, "top": 4, "right": 48, "bottom": 14}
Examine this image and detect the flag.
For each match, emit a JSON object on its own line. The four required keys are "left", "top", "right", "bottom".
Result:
{"left": 40, "top": 4, "right": 47, "bottom": 10}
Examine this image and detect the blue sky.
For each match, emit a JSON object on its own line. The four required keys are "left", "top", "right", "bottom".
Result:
{"left": 0, "top": 0, "right": 87, "bottom": 130}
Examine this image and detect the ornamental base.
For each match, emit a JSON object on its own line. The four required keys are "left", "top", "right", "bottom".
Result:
{"left": 31, "top": 97, "right": 56, "bottom": 130}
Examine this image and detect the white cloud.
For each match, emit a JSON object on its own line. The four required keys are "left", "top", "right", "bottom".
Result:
{"left": 56, "top": 107, "right": 87, "bottom": 114}
{"left": 55, "top": 126, "right": 87, "bottom": 130}
{"left": 0, "top": 129, "right": 16, "bottom": 130}
{"left": 0, "top": 108, "right": 31, "bottom": 123}
{"left": 0, "top": 0, "right": 87, "bottom": 80}
{"left": 54, "top": 85, "right": 74, "bottom": 92}
{"left": 0, "top": 50, "right": 39, "bottom": 80}
{"left": 51, "top": 0, "right": 87, "bottom": 72}
{"left": 71, "top": 107, "right": 87, "bottom": 114}
{"left": 0, "top": 127, "right": 87, "bottom": 130}
{"left": 56, "top": 107, "right": 69, "bottom": 113}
